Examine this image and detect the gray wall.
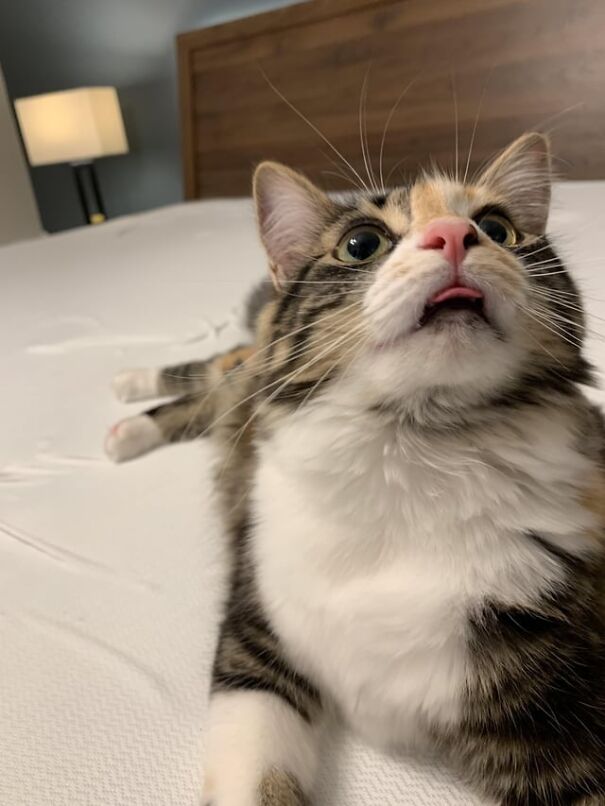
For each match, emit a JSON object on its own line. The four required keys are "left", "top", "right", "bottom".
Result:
{"left": 0, "top": 66, "right": 41, "bottom": 244}
{"left": 0, "top": 0, "right": 297, "bottom": 233}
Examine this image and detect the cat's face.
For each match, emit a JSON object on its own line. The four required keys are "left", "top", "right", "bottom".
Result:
{"left": 254, "top": 134, "right": 588, "bottom": 418}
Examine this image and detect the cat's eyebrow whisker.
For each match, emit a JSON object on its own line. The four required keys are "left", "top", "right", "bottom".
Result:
{"left": 378, "top": 78, "right": 417, "bottom": 193}
{"left": 463, "top": 72, "right": 491, "bottom": 185}
{"left": 359, "top": 68, "right": 380, "bottom": 195}
{"left": 451, "top": 73, "right": 459, "bottom": 183}
{"left": 260, "top": 68, "right": 370, "bottom": 193}
{"left": 384, "top": 157, "right": 408, "bottom": 188}
{"left": 320, "top": 168, "right": 366, "bottom": 192}
{"left": 320, "top": 150, "right": 369, "bottom": 194}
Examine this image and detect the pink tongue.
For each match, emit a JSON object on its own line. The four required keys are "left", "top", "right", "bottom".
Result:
{"left": 429, "top": 286, "right": 483, "bottom": 305}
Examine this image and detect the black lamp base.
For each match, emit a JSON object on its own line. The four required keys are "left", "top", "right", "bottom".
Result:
{"left": 71, "top": 161, "right": 107, "bottom": 225}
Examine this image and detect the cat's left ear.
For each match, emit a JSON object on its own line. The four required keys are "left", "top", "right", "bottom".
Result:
{"left": 254, "top": 162, "right": 334, "bottom": 289}
{"left": 478, "top": 132, "right": 552, "bottom": 235}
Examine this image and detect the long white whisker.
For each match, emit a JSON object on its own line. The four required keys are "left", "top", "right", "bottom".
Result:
{"left": 378, "top": 78, "right": 416, "bottom": 193}
{"left": 451, "top": 74, "right": 459, "bottom": 182}
{"left": 260, "top": 69, "right": 370, "bottom": 192}
{"left": 359, "top": 67, "right": 378, "bottom": 194}
{"left": 518, "top": 303, "right": 584, "bottom": 349}
{"left": 217, "top": 322, "right": 367, "bottom": 472}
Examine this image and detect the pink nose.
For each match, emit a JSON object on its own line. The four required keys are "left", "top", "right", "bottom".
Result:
{"left": 419, "top": 217, "right": 478, "bottom": 269}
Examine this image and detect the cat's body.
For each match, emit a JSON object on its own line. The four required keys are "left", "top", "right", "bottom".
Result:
{"left": 255, "top": 390, "right": 600, "bottom": 749}
{"left": 108, "top": 134, "right": 605, "bottom": 805}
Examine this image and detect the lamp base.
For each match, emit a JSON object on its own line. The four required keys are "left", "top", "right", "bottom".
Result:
{"left": 71, "top": 161, "right": 107, "bottom": 225}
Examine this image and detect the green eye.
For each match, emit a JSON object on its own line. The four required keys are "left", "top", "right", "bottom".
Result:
{"left": 335, "top": 225, "right": 392, "bottom": 264}
{"left": 476, "top": 213, "right": 518, "bottom": 247}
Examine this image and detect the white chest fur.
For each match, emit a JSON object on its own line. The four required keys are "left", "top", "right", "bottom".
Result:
{"left": 252, "top": 396, "right": 595, "bottom": 749}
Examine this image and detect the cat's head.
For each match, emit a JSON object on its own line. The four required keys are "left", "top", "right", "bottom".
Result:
{"left": 253, "top": 133, "right": 589, "bottom": 422}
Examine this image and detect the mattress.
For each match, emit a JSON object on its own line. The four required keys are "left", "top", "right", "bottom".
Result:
{"left": 1, "top": 185, "right": 604, "bottom": 806}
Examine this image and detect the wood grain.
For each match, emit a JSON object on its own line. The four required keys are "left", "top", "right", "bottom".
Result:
{"left": 177, "top": 0, "right": 605, "bottom": 199}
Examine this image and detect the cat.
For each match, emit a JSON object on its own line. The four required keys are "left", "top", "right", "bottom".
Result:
{"left": 106, "top": 133, "right": 605, "bottom": 805}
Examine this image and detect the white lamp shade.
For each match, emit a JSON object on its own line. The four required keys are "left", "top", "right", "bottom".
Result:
{"left": 14, "top": 87, "right": 128, "bottom": 166}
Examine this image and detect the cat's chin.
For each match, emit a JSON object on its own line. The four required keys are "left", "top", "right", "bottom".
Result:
{"left": 356, "top": 325, "right": 523, "bottom": 412}
{"left": 370, "top": 307, "right": 499, "bottom": 354}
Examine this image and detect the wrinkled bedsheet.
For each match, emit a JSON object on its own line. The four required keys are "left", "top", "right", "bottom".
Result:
{"left": 1, "top": 189, "right": 604, "bottom": 806}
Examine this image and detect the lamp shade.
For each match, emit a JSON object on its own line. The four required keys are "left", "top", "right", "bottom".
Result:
{"left": 14, "top": 87, "right": 128, "bottom": 166}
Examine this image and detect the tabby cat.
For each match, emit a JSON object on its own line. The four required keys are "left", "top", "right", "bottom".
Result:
{"left": 107, "top": 133, "right": 605, "bottom": 805}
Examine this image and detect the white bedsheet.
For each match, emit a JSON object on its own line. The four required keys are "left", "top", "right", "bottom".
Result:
{"left": 1, "top": 187, "right": 604, "bottom": 806}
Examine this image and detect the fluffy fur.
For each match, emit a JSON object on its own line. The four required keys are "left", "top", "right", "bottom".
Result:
{"left": 109, "top": 133, "right": 605, "bottom": 805}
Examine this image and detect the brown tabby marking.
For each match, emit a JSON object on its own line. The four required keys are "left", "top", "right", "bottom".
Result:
{"left": 582, "top": 473, "right": 605, "bottom": 528}
{"left": 258, "top": 770, "right": 309, "bottom": 806}
{"left": 218, "top": 345, "right": 255, "bottom": 373}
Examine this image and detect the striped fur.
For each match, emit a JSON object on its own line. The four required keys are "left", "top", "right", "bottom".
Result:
{"left": 109, "top": 134, "right": 605, "bottom": 805}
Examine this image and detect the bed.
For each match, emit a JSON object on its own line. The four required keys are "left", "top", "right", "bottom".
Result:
{"left": 2, "top": 1, "right": 605, "bottom": 805}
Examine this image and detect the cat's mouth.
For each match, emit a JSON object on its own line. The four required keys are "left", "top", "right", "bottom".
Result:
{"left": 419, "top": 286, "right": 487, "bottom": 328}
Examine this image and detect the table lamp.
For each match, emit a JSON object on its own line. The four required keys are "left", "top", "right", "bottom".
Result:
{"left": 15, "top": 87, "right": 128, "bottom": 225}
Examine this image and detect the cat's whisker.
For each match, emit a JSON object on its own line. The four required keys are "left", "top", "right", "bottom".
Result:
{"left": 517, "top": 321, "right": 570, "bottom": 371}
{"left": 294, "top": 335, "right": 362, "bottom": 414}
{"left": 378, "top": 78, "right": 417, "bottom": 193}
{"left": 384, "top": 157, "right": 408, "bottom": 189}
{"left": 533, "top": 304, "right": 605, "bottom": 343}
{"left": 359, "top": 68, "right": 379, "bottom": 195}
{"left": 320, "top": 167, "right": 365, "bottom": 192}
{"left": 173, "top": 303, "right": 367, "bottom": 440}
{"left": 451, "top": 73, "right": 459, "bottom": 183}
{"left": 216, "top": 322, "right": 368, "bottom": 474}
{"left": 462, "top": 71, "right": 493, "bottom": 185}
{"left": 527, "top": 269, "right": 570, "bottom": 278}
{"left": 517, "top": 244, "right": 554, "bottom": 261}
{"left": 517, "top": 302, "right": 585, "bottom": 349}
{"left": 260, "top": 69, "right": 370, "bottom": 192}
{"left": 533, "top": 290, "right": 605, "bottom": 323}
{"left": 185, "top": 305, "right": 368, "bottom": 442}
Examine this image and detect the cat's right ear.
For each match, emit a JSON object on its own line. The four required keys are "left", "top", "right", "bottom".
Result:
{"left": 254, "top": 162, "right": 333, "bottom": 289}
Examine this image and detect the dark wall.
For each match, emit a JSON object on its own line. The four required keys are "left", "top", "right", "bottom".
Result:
{"left": 0, "top": 0, "right": 296, "bottom": 233}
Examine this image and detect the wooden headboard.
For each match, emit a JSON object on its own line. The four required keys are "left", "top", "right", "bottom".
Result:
{"left": 177, "top": 0, "right": 605, "bottom": 199}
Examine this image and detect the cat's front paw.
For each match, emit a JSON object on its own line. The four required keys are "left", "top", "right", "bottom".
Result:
{"left": 105, "top": 415, "right": 163, "bottom": 462}
{"left": 112, "top": 367, "right": 160, "bottom": 402}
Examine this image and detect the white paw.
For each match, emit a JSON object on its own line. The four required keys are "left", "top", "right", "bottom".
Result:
{"left": 105, "top": 415, "right": 164, "bottom": 462}
{"left": 112, "top": 368, "right": 160, "bottom": 403}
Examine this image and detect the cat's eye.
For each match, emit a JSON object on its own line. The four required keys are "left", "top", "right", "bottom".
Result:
{"left": 476, "top": 213, "right": 518, "bottom": 247}
{"left": 335, "top": 225, "right": 392, "bottom": 264}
